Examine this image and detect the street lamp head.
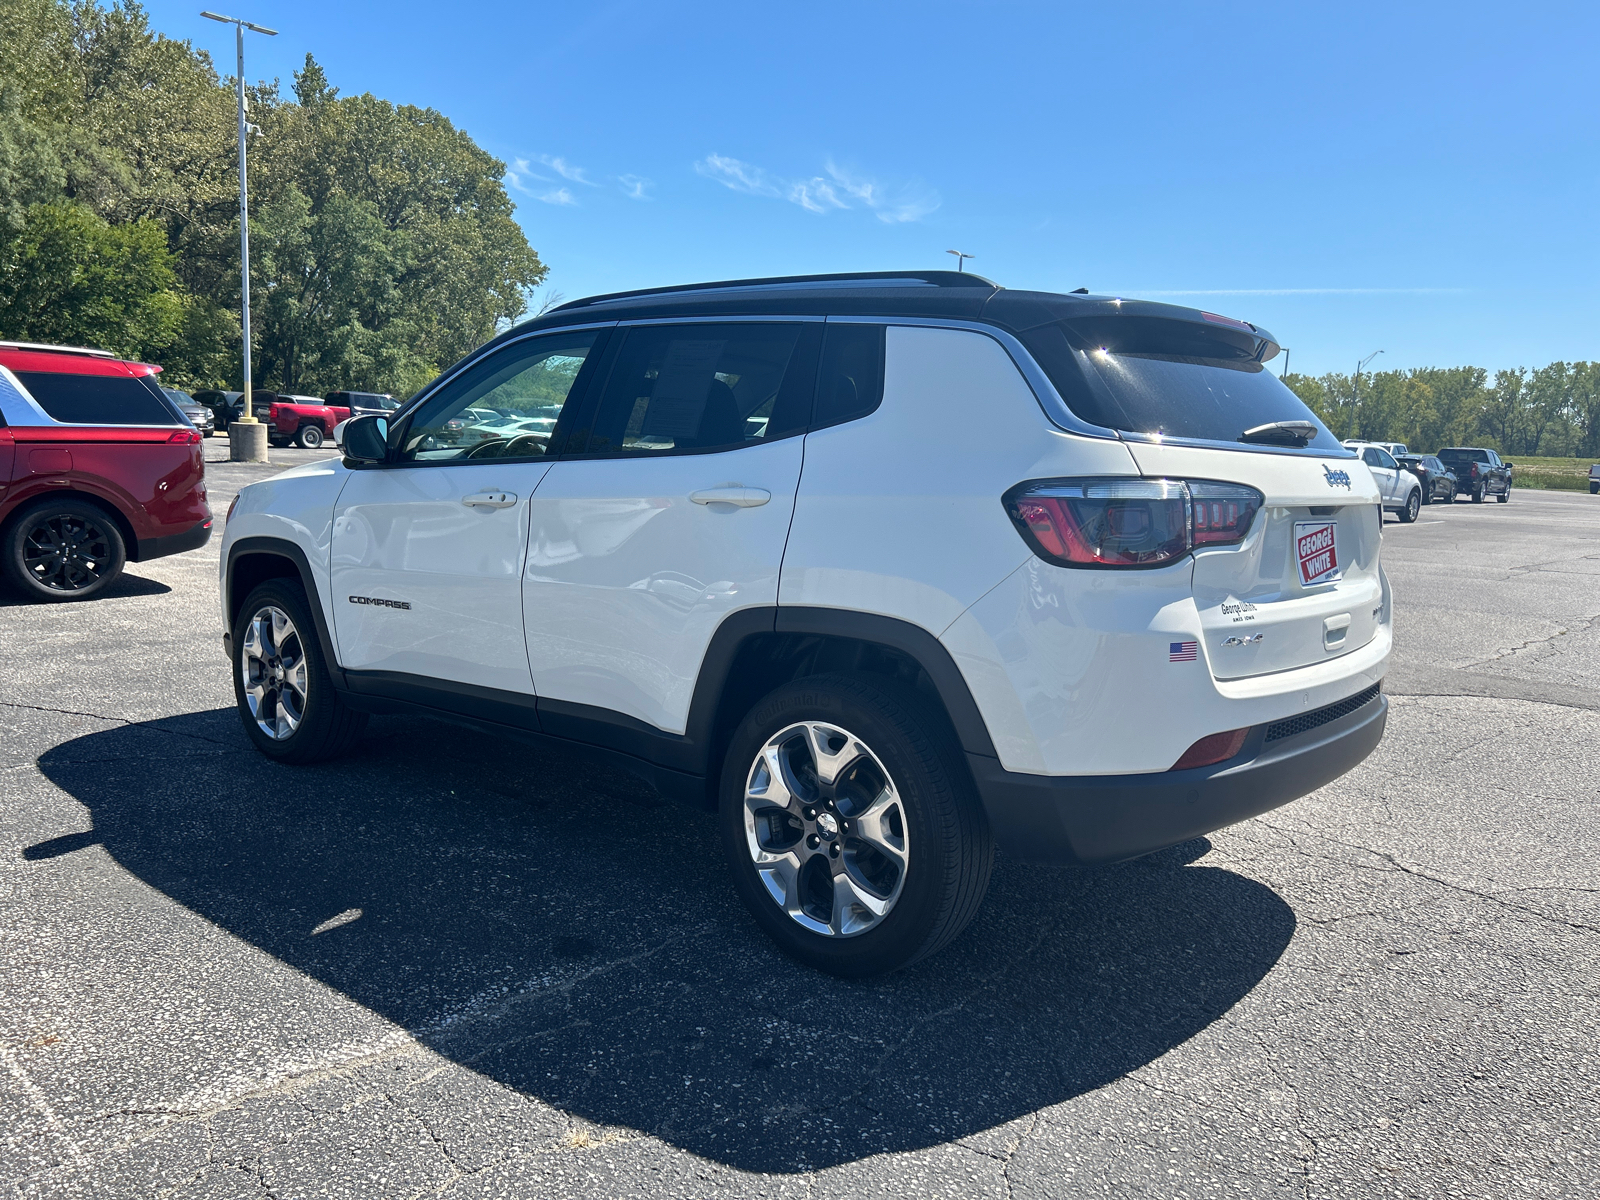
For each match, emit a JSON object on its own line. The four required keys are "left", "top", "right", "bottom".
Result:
{"left": 200, "top": 11, "right": 278, "bottom": 34}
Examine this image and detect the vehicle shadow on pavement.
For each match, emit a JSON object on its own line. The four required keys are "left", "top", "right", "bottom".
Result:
{"left": 36, "top": 710, "right": 1295, "bottom": 1173}
{"left": 0, "top": 573, "right": 172, "bottom": 607}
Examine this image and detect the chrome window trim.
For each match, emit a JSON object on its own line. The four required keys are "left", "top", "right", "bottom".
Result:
{"left": 823, "top": 314, "right": 1122, "bottom": 442}
{"left": 390, "top": 320, "right": 620, "bottom": 425}
{"left": 0, "top": 364, "right": 184, "bottom": 430}
{"left": 828, "top": 315, "right": 1358, "bottom": 459}
{"left": 614, "top": 314, "right": 826, "bottom": 326}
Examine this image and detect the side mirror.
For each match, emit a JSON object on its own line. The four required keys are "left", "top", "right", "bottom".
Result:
{"left": 1504, "top": 462, "right": 1515, "bottom": 469}
{"left": 341, "top": 415, "right": 389, "bottom": 464}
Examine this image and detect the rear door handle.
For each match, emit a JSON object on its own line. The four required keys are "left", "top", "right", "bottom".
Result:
{"left": 462, "top": 491, "right": 517, "bottom": 508}
{"left": 689, "top": 486, "right": 771, "bottom": 508}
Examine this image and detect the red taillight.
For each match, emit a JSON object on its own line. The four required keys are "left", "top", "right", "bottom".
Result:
{"left": 1170, "top": 727, "right": 1250, "bottom": 771}
{"left": 1005, "top": 478, "right": 1263, "bottom": 568}
{"left": 167, "top": 429, "right": 201, "bottom": 444}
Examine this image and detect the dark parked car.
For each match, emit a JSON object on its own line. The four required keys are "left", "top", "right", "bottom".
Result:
{"left": 1438, "top": 447, "right": 1513, "bottom": 503}
{"left": 326, "top": 390, "right": 399, "bottom": 420}
{"left": 162, "top": 387, "right": 215, "bottom": 437}
{"left": 191, "top": 389, "right": 246, "bottom": 429}
{"left": 1589, "top": 464, "right": 1598, "bottom": 494}
{"left": 1397, "top": 454, "right": 1456, "bottom": 504}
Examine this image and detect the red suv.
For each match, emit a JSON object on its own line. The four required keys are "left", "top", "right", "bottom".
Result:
{"left": 0, "top": 342, "right": 212, "bottom": 600}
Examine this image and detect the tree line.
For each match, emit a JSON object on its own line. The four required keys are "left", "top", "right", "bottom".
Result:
{"left": 1284, "top": 363, "right": 1600, "bottom": 459}
{"left": 0, "top": 0, "right": 546, "bottom": 395}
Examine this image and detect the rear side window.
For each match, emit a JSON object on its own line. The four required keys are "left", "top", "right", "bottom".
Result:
{"left": 812, "top": 324, "right": 885, "bottom": 429}
{"left": 1016, "top": 318, "right": 1342, "bottom": 452}
{"left": 573, "top": 323, "right": 818, "bottom": 456}
{"left": 16, "top": 371, "right": 179, "bottom": 425}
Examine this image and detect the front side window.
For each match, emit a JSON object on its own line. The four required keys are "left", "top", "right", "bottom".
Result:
{"left": 1362, "top": 447, "right": 1398, "bottom": 470}
{"left": 572, "top": 323, "right": 815, "bottom": 456}
{"left": 397, "top": 331, "right": 600, "bottom": 463}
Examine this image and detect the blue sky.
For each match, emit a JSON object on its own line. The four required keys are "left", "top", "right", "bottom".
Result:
{"left": 150, "top": 1, "right": 1597, "bottom": 377}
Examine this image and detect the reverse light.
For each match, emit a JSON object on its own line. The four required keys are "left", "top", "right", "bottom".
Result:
{"left": 167, "top": 429, "right": 202, "bottom": 444}
{"left": 1004, "top": 478, "right": 1263, "bottom": 568}
{"left": 1170, "top": 727, "right": 1250, "bottom": 771}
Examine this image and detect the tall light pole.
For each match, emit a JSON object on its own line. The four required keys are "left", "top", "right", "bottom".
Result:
{"left": 201, "top": 11, "right": 276, "bottom": 462}
{"left": 946, "top": 250, "right": 974, "bottom": 273}
{"left": 1349, "top": 349, "right": 1384, "bottom": 440}
{"left": 1278, "top": 348, "right": 1291, "bottom": 380}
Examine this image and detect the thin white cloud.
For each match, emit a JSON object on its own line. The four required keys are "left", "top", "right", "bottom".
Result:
{"left": 536, "top": 187, "right": 578, "bottom": 206}
{"left": 618, "top": 174, "right": 653, "bottom": 201}
{"left": 506, "top": 158, "right": 551, "bottom": 196}
{"left": 538, "top": 155, "right": 598, "bottom": 186}
{"left": 1129, "top": 288, "right": 1468, "bottom": 297}
{"left": 695, "top": 154, "right": 940, "bottom": 223}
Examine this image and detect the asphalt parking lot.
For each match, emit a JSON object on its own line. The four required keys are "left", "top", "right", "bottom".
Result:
{"left": 3, "top": 442, "right": 1597, "bottom": 1199}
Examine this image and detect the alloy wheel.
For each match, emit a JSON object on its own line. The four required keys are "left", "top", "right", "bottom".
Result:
{"left": 241, "top": 605, "right": 309, "bottom": 739}
{"left": 21, "top": 512, "right": 114, "bottom": 592}
{"left": 742, "top": 722, "right": 910, "bottom": 937}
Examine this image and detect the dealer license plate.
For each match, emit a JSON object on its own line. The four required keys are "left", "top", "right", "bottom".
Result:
{"left": 1294, "top": 520, "right": 1340, "bottom": 586}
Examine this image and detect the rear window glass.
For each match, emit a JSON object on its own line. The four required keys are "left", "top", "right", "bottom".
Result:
{"left": 16, "top": 371, "right": 178, "bottom": 425}
{"left": 1017, "top": 318, "right": 1343, "bottom": 452}
{"left": 1438, "top": 449, "right": 1489, "bottom": 464}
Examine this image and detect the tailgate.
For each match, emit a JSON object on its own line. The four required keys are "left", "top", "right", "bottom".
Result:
{"left": 1127, "top": 443, "right": 1384, "bottom": 680}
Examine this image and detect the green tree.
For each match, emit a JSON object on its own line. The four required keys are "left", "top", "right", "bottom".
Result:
{"left": 0, "top": 199, "right": 184, "bottom": 359}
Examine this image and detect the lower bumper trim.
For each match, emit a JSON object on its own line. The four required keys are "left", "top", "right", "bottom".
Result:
{"left": 970, "top": 690, "right": 1388, "bottom": 866}
{"left": 135, "top": 517, "right": 212, "bottom": 563}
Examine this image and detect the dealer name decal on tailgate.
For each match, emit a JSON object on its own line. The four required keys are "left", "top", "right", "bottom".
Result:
{"left": 1294, "top": 521, "right": 1341, "bottom": 586}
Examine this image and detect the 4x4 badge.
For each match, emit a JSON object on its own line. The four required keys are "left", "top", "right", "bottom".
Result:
{"left": 1323, "top": 464, "right": 1353, "bottom": 489}
{"left": 1222, "top": 633, "right": 1264, "bottom": 647}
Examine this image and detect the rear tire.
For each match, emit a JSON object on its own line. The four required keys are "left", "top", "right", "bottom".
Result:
{"left": 232, "top": 579, "right": 367, "bottom": 763}
{"left": 1472, "top": 483, "right": 1485, "bottom": 503}
{"left": 719, "top": 673, "right": 994, "bottom": 977}
{"left": 296, "top": 424, "right": 325, "bottom": 449}
{"left": 1399, "top": 488, "right": 1420, "bottom": 523}
{"left": 2, "top": 497, "right": 126, "bottom": 601}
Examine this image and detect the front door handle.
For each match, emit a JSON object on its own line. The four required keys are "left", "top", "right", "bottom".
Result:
{"left": 462, "top": 491, "right": 517, "bottom": 509}
{"left": 689, "top": 486, "right": 771, "bottom": 508}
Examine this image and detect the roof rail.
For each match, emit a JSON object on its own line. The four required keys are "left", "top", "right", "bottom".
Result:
{"left": 0, "top": 340, "right": 117, "bottom": 359}
{"left": 553, "top": 270, "right": 1001, "bottom": 312}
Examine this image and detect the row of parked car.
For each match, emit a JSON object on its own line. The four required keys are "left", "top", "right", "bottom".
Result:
{"left": 173, "top": 388, "right": 399, "bottom": 449}
{"left": 1344, "top": 440, "right": 1516, "bottom": 521}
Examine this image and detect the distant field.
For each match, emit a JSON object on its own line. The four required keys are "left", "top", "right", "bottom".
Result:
{"left": 1503, "top": 456, "right": 1597, "bottom": 491}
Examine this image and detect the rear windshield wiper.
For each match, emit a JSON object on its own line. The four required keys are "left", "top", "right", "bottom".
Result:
{"left": 1239, "top": 420, "right": 1317, "bottom": 446}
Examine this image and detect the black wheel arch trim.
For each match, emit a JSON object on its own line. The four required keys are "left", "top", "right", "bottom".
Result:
{"left": 319, "top": 606, "right": 999, "bottom": 809}
{"left": 224, "top": 537, "right": 342, "bottom": 683}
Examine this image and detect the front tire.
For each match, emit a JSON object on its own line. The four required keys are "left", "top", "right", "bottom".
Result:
{"left": 232, "top": 579, "right": 367, "bottom": 763}
{"left": 719, "top": 674, "right": 994, "bottom": 977}
{"left": 1497, "top": 483, "right": 1510, "bottom": 503}
{"left": 2, "top": 497, "right": 126, "bottom": 601}
{"left": 1399, "top": 488, "right": 1420, "bottom": 523}
{"left": 296, "top": 424, "right": 325, "bottom": 449}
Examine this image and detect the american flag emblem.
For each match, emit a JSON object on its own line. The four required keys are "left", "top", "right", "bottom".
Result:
{"left": 1169, "top": 641, "right": 1198, "bottom": 662}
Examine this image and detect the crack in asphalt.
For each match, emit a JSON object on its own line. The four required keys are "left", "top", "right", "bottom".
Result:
{"left": 1252, "top": 820, "right": 1600, "bottom": 936}
{"left": 0, "top": 700, "right": 235, "bottom": 748}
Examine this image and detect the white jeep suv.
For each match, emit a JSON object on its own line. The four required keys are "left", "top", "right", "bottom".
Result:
{"left": 1343, "top": 441, "right": 1423, "bottom": 523}
{"left": 220, "top": 271, "right": 1391, "bottom": 976}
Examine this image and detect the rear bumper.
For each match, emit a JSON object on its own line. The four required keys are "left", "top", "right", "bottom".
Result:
{"left": 969, "top": 686, "right": 1387, "bottom": 866}
{"left": 136, "top": 517, "right": 212, "bottom": 562}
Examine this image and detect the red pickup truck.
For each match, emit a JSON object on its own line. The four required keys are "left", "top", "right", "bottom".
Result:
{"left": 251, "top": 393, "right": 350, "bottom": 449}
